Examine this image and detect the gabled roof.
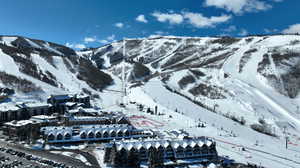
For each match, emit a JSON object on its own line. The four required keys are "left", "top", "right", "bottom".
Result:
{"left": 114, "top": 137, "right": 214, "bottom": 151}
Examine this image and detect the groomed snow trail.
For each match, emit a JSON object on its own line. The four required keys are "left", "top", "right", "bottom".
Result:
{"left": 236, "top": 79, "right": 300, "bottom": 129}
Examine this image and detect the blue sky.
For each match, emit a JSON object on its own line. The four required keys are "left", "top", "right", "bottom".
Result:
{"left": 0, "top": 0, "right": 299, "bottom": 49}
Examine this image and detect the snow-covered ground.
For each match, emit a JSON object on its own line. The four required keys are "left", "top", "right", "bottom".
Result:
{"left": 2, "top": 35, "right": 300, "bottom": 167}
{"left": 50, "top": 151, "right": 91, "bottom": 166}
{"left": 104, "top": 78, "right": 300, "bottom": 168}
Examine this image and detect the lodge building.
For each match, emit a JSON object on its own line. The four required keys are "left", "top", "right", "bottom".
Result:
{"left": 0, "top": 102, "right": 53, "bottom": 124}
{"left": 41, "top": 124, "right": 155, "bottom": 144}
{"left": 104, "top": 137, "right": 218, "bottom": 167}
{"left": 0, "top": 94, "right": 91, "bottom": 124}
{"left": 47, "top": 94, "right": 90, "bottom": 108}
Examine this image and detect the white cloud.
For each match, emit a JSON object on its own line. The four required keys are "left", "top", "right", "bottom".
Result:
{"left": 65, "top": 43, "right": 74, "bottom": 48}
{"left": 98, "top": 34, "right": 116, "bottom": 44}
{"left": 238, "top": 28, "right": 248, "bottom": 36}
{"left": 204, "top": 0, "right": 272, "bottom": 14}
{"left": 74, "top": 44, "right": 86, "bottom": 49}
{"left": 155, "top": 31, "right": 168, "bottom": 35}
{"left": 264, "top": 28, "right": 278, "bottom": 33}
{"left": 148, "top": 31, "right": 169, "bottom": 38}
{"left": 65, "top": 43, "right": 86, "bottom": 49}
{"left": 115, "top": 22, "right": 124, "bottom": 28}
{"left": 107, "top": 34, "right": 115, "bottom": 41}
{"left": 99, "top": 40, "right": 108, "bottom": 44}
{"left": 136, "top": 14, "right": 148, "bottom": 23}
{"left": 152, "top": 12, "right": 184, "bottom": 24}
{"left": 282, "top": 24, "right": 300, "bottom": 34}
{"left": 151, "top": 11, "right": 231, "bottom": 28}
{"left": 183, "top": 12, "right": 231, "bottom": 28}
{"left": 223, "top": 25, "right": 237, "bottom": 32}
{"left": 84, "top": 37, "right": 96, "bottom": 43}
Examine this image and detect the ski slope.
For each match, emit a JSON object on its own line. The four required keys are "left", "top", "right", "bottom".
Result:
{"left": 123, "top": 79, "right": 300, "bottom": 168}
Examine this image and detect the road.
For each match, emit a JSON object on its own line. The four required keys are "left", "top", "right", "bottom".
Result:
{"left": 49, "top": 149, "right": 100, "bottom": 168}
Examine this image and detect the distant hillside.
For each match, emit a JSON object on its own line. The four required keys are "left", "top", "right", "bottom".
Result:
{"left": 0, "top": 36, "right": 113, "bottom": 97}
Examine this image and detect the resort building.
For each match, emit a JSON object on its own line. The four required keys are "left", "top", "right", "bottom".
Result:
{"left": 47, "top": 94, "right": 90, "bottom": 107}
{"left": 0, "top": 102, "right": 53, "bottom": 124}
{"left": 104, "top": 137, "right": 218, "bottom": 167}
{"left": 41, "top": 124, "right": 155, "bottom": 144}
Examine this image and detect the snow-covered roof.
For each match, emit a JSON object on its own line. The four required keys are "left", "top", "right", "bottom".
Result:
{"left": 65, "top": 102, "right": 77, "bottom": 107}
{"left": 159, "top": 129, "right": 189, "bottom": 139}
{"left": 42, "top": 124, "right": 132, "bottom": 135}
{"left": 113, "top": 137, "right": 214, "bottom": 151}
{"left": 30, "top": 115, "right": 58, "bottom": 122}
{"left": 4, "top": 120, "right": 36, "bottom": 127}
{"left": 70, "top": 116, "right": 110, "bottom": 121}
{"left": 49, "top": 94, "right": 71, "bottom": 100}
{"left": 48, "top": 94, "right": 89, "bottom": 100}
{"left": 68, "top": 107, "right": 98, "bottom": 114}
{"left": 22, "top": 102, "right": 50, "bottom": 108}
{"left": 0, "top": 103, "right": 20, "bottom": 112}
{"left": 76, "top": 94, "right": 89, "bottom": 99}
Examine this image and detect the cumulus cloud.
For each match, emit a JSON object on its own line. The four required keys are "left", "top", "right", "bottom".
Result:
{"left": 204, "top": 0, "right": 272, "bottom": 14}
{"left": 183, "top": 12, "right": 231, "bottom": 28}
{"left": 151, "top": 11, "right": 231, "bottom": 28}
{"left": 115, "top": 22, "right": 124, "bottom": 28}
{"left": 264, "top": 28, "right": 278, "bottom": 33}
{"left": 99, "top": 40, "right": 108, "bottom": 44}
{"left": 65, "top": 43, "right": 73, "bottom": 48}
{"left": 155, "top": 31, "right": 168, "bottom": 35}
{"left": 107, "top": 34, "right": 115, "bottom": 41}
{"left": 65, "top": 43, "right": 86, "bottom": 49}
{"left": 148, "top": 31, "right": 169, "bottom": 38}
{"left": 98, "top": 34, "right": 116, "bottom": 44}
{"left": 223, "top": 25, "right": 237, "bottom": 32}
{"left": 74, "top": 44, "right": 86, "bottom": 49}
{"left": 84, "top": 37, "right": 97, "bottom": 43}
{"left": 282, "top": 24, "right": 300, "bottom": 34}
{"left": 152, "top": 12, "right": 184, "bottom": 24}
{"left": 136, "top": 14, "right": 148, "bottom": 23}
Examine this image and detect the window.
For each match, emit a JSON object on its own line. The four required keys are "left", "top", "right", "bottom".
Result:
{"left": 56, "top": 134, "right": 63, "bottom": 140}
{"left": 64, "top": 133, "right": 71, "bottom": 140}
{"left": 176, "top": 146, "right": 184, "bottom": 158}
{"left": 117, "top": 131, "right": 123, "bottom": 137}
{"left": 47, "top": 134, "right": 55, "bottom": 141}
{"left": 185, "top": 146, "right": 193, "bottom": 156}
{"left": 80, "top": 132, "right": 87, "bottom": 139}
{"left": 88, "top": 132, "right": 94, "bottom": 139}
{"left": 110, "top": 131, "right": 116, "bottom": 138}
{"left": 124, "top": 130, "right": 130, "bottom": 137}
{"left": 103, "top": 132, "right": 109, "bottom": 138}
{"left": 95, "top": 132, "right": 101, "bottom": 138}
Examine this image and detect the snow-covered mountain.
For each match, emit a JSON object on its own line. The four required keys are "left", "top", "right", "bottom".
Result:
{"left": 81, "top": 35, "right": 300, "bottom": 135}
{"left": 80, "top": 35, "right": 300, "bottom": 167}
{"left": 0, "top": 35, "right": 113, "bottom": 100}
{"left": 2, "top": 34, "right": 300, "bottom": 167}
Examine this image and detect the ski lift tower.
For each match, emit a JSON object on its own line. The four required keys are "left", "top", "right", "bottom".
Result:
{"left": 121, "top": 38, "right": 127, "bottom": 105}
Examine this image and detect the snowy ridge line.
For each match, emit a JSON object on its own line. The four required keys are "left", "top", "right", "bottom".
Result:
{"left": 210, "top": 137, "right": 300, "bottom": 165}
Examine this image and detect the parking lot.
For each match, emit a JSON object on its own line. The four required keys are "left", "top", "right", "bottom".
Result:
{"left": 0, "top": 139, "right": 96, "bottom": 168}
{"left": 0, "top": 146, "right": 74, "bottom": 168}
